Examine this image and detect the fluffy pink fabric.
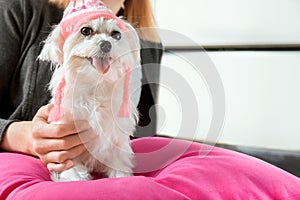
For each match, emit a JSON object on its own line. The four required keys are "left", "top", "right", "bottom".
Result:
{"left": 0, "top": 137, "right": 299, "bottom": 199}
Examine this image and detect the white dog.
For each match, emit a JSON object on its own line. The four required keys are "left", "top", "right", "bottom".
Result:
{"left": 38, "top": 0, "right": 141, "bottom": 181}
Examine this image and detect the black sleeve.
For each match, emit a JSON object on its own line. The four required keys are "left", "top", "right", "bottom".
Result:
{"left": 134, "top": 40, "right": 163, "bottom": 137}
{"left": 0, "top": 0, "right": 23, "bottom": 140}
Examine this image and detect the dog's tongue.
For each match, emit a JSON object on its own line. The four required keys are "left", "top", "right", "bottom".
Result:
{"left": 93, "top": 57, "right": 110, "bottom": 74}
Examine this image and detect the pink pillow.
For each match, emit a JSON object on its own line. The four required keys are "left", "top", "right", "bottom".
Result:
{"left": 0, "top": 137, "right": 299, "bottom": 199}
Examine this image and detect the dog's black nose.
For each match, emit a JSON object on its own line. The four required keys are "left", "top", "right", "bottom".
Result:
{"left": 99, "top": 40, "right": 112, "bottom": 53}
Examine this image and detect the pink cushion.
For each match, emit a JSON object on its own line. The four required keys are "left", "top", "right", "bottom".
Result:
{"left": 0, "top": 137, "right": 299, "bottom": 199}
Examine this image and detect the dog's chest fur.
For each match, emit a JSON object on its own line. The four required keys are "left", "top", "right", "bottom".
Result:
{"left": 52, "top": 61, "right": 124, "bottom": 119}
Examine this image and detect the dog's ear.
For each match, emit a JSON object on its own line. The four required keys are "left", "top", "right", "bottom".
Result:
{"left": 38, "top": 25, "right": 64, "bottom": 65}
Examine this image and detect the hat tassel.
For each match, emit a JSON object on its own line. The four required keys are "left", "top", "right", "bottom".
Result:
{"left": 118, "top": 67, "right": 130, "bottom": 118}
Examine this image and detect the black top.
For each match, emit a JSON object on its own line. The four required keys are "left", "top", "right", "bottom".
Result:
{"left": 0, "top": 0, "right": 162, "bottom": 142}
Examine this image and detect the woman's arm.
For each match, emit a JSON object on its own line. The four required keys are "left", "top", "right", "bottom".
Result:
{"left": 0, "top": 0, "right": 95, "bottom": 172}
{"left": 0, "top": 0, "right": 91, "bottom": 172}
{"left": 1, "top": 104, "right": 96, "bottom": 172}
{"left": 0, "top": 0, "right": 23, "bottom": 139}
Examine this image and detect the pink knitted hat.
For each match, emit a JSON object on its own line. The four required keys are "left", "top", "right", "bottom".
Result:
{"left": 60, "top": 0, "right": 127, "bottom": 39}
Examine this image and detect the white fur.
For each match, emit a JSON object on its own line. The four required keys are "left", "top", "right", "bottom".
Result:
{"left": 39, "top": 17, "right": 141, "bottom": 181}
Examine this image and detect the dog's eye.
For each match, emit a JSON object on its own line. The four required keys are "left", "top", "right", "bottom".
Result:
{"left": 111, "top": 31, "right": 121, "bottom": 40}
{"left": 81, "top": 27, "right": 93, "bottom": 36}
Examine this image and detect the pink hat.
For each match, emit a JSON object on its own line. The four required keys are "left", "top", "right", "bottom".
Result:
{"left": 60, "top": 0, "right": 127, "bottom": 39}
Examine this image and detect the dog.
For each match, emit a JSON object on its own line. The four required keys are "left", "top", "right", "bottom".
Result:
{"left": 38, "top": 0, "right": 141, "bottom": 181}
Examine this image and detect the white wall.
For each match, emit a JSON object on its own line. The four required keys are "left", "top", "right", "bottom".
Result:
{"left": 154, "top": 0, "right": 300, "bottom": 46}
{"left": 158, "top": 51, "right": 300, "bottom": 150}
{"left": 153, "top": 0, "right": 300, "bottom": 150}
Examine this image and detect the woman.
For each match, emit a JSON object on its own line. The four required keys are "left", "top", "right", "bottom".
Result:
{"left": 0, "top": 0, "right": 162, "bottom": 172}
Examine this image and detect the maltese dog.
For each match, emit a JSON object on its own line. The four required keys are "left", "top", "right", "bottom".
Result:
{"left": 38, "top": 0, "right": 141, "bottom": 181}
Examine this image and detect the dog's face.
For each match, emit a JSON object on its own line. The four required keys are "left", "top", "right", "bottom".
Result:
{"left": 39, "top": 17, "right": 140, "bottom": 76}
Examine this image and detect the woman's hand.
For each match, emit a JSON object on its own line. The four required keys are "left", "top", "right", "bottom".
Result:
{"left": 1, "top": 104, "right": 96, "bottom": 173}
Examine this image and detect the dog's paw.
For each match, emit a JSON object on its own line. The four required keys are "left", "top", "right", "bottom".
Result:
{"left": 51, "top": 167, "right": 92, "bottom": 182}
{"left": 107, "top": 170, "right": 132, "bottom": 178}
